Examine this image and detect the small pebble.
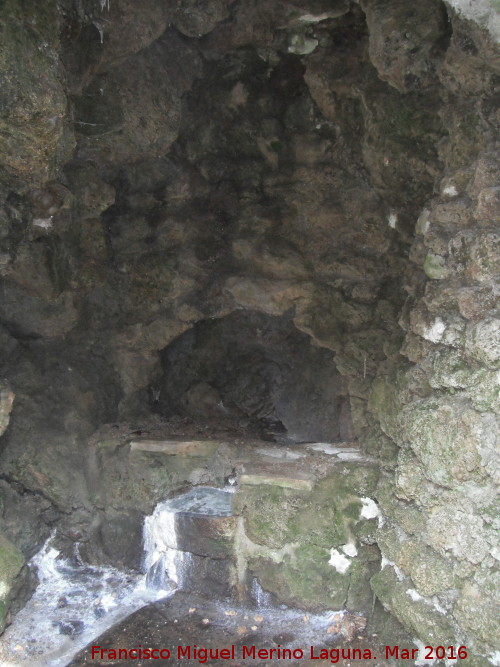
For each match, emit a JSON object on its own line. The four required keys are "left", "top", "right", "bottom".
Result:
{"left": 236, "top": 626, "right": 247, "bottom": 635}
{"left": 225, "top": 610, "right": 237, "bottom": 616}
{"left": 253, "top": 614, "right": 264, "bottom": 622}
{"left": 202, "top": 618, "right": 210, "bottom": 625}
{"left": 251, "top": 625, "right": 258, "bottom": 631}
{"left": 188, "top": 608, "right": 196, "bottom": 613}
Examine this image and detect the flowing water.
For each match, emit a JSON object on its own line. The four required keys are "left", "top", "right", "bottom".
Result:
{"left": 0, "top": 487, "right": 234, "bottom": 666}
{"left": 143, "top": 486, "right": 233, "bottom": 591}
{"left": 0, "top": 534, "right": 167, "bottom": 667}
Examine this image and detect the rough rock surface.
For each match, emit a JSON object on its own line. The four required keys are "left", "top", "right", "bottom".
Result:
{"left": 0, "top": 0, "right": 498, "bottom": 661}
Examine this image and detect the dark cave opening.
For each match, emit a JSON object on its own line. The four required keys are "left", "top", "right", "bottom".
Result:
{"left": 0, "top": 0, "right": 499, "bottom": 662}
{"left": 151, "top": 310, "right": 353, "bottom": 443}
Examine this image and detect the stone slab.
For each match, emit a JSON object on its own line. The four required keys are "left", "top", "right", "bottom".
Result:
{"left": 239, "top": 461, "right": 315, "bottom": 490}
{"left": 129, "top": 439, "right": 220, "bottom": 457}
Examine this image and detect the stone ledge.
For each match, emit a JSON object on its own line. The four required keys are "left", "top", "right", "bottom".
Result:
{"left": 129, "top": 439, "right": 220, "bottom": 457}
{"left": 239, "top": 461, "right": 315, "bottom": 490}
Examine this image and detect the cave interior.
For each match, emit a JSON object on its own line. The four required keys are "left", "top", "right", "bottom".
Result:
{"left": 0, "top": 0, "right": 499, "bottom": 663}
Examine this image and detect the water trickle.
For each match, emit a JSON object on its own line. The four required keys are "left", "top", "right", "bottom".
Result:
{"left": 0, "top": 534, "right": 163, "bottom": 667}
{"left": 143, "top": 487, "right": 233, "bottom": 593}
{"left": 143, "top": 500, "right": 181, "bottom": 591}
{"left": 249, "top": 577, "right": 278, "bottom": 609}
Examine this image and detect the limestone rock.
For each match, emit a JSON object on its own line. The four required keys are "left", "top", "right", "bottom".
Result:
{"left": 394, "top": 449, "right": 441, "bottom": 506}
{"left": 465, "top": 310, "right": 500, "bottom": 368}
{"left": 466, "top": 231, "right": 500, "bottom": 282}
{"left": 173, "top": 0, "right": 233, "bottom": 37}
{"left": 98, "top": 509, "right": 144, "bottom": 570}
{"left": 456, "top": 286, "right": 497, "bottom": 320}
{"left": 400, "top": 397, "right": 485, "bottom": 487}
{"left": 468, "top": 153, "right": 500, "bottom": 198}
{"left": 74, "top": 32, "right": 201, "bottom": 166}
{"left": 0, "top": 0, "right": 73, "bottom": 186}
{"left": 0, "top": 381, "right": 14, "bottom": 438}
{"left": 453, "top": 569, "right": 500, "bottom": 649}
{"left": 0, "top": 531, "right": 25, "bottom": 633}
{"left": 430, "top": 348, "right": 479, "bottom": 389}
{"left": 64, "top": 162, "right": 115, "bottom": 217}
{"left": 0, "top": 284, "right": 78, "bottom": 338}
{"left": 96, "top": 0, "right": 174, "bottom": 70}
{"left": 474, "top": 186, "right": 500, "bottom": 224}
{"left": 360, "top": 0, "right": 449, "bottom": 93}
{"left": 426, "top": 503, "right": 490, "bottom": 565}
{"left": 466, "top": 370, "right": 500, "bottom": 413}
{"left": 377, "top": 526, "right": 457, "bottom": 597}
{"left": 370, "top": 566, "right": 456, "bottom": 645}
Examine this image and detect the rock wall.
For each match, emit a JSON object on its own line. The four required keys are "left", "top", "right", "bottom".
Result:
{"left": 368, "top": 16, "right": 500, "bottom": 664}
{"left": 0, "top": 0, "right": 498, "bottom": 660}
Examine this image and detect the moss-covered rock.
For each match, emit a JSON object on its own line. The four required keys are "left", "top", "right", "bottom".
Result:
{"left": 465, "top": 310, "right": 500, "bottom": 368}
{"left": 0, "top": 0, "right": 73, "bottom": 186}
{"left": 424, "top": 252, "right": 449, "bottom": 279}
{"left": 371, "top": 565, "right": 456, "bottom": 645}
{"left": 0, "top": 380, "right": 14, "bottom": 438}
{"left": 369, "top": 375, "right": 404, "bottom": 443}
{"left": 0, "top": 531, "right": 25, "bottom": 633}
{"left": 425, "top": 502, "right": 491, "bottom": 565}
{"left": 466, "top": 370, "right": 500, "bottom": 413}
{"left": 236, "top": 464, "right": 378, "bottom": 551}
{"left": 377, "top": 525, "right": 457, "bottom": 596}
{"left": 430, "top": 348, "right": 479, "bottom": 389}
{"left": 249, "top": 544, "right": 352, "bottom": 610}
{"left": 361, "top": 425, "right": 399, "bottom": 467}
{"left": 400, "top": 397, "right": 484, "bottom": 487}
{"left": 237, "top": 463, "right": 381, "bottom": 611}
{"left": 394, "top": 448, "right": 441, "bottom": 505}
{"left": 233, "top": 485, "right": 304, "bottom": 549}
{"left": 453, "top": 569, "right": 500, "bottom": 649}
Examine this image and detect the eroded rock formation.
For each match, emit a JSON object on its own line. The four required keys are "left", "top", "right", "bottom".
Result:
{"left": 0, "top": 0, "right": 498, "bottom": 660}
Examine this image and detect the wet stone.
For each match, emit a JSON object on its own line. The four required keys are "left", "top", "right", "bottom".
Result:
{"left": 55, "top": 619, "right": 85, "bottom": 636}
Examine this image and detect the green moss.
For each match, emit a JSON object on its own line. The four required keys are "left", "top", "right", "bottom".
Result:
{"left": 400, "top": 397, "right": 483, "bottom": 487}
{"left": 46, "top": 237, "right": 72, "bottom": 294}
{"left": 235, "top": 486, "right": 302, "bottom": 548}
{"left": 353, "top": 518, "right": 378, "bottom": 544}
{"left": 371, "top": 566, "right": 455, "bottom": 645}
{"left": 369, "top": 375, "right": 404, "bottom": 441}
{"left": 285, "top": 544, "right": 350, "bottom": 607}
{"left": 249, "top": 544, "right": 351, "bottom": 610}
{"left": 96, "top": 439, "right": 121, "bottom": 450}
{"left": 0, "top": 532, "right": 24, "bottom": 633}
{"left": 0, "top": 0, "right": 71, "bottom": 183}
{"left": 424, "top": 252, "right": 448, "bottom": 280}
{"left": 346, "top": 546, "right": 379, "bottom": 609}
{"left": 0, "top": 534, "right": 24, "bottom": 598}
{"left": 0, "top": 600, "right": 6, "bottom": 634}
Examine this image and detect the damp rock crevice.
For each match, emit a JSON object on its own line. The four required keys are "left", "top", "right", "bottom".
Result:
{"left": 0, "top": 0, "right": 499, "bottom": 663}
